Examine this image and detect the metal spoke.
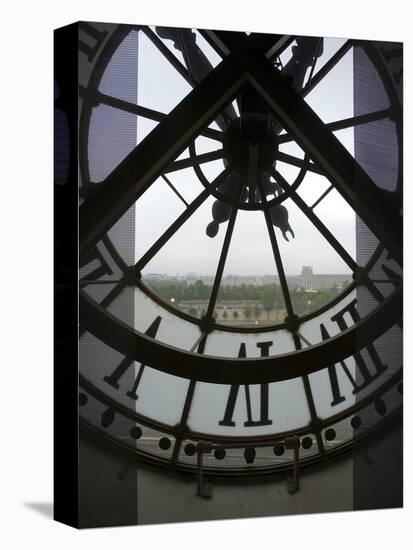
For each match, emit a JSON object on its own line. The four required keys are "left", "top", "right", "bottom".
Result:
{"left": 301, "top": 372, "right": 325, "bottom": 454}
{"left": 248, "top": 55, "right": 402, "bottom": 264}
{"left": 260, "top": 212, "right": 294, "bottom": 317}
{"left": 177, "top": 28, "right": 192, "bottom": 73}
{"left": 164, "top": 149, "right": 224, "bottom": 174}
{"left": 275, "top": 151, "right": 324, "bottom": 175}
{"left": 135, "top": 168, "right": 230, "bottom": 272}
{"left": 278, "top": 108, "right": 393, "bottom": 145}
{"left": 288, "top": 316, "right": 325, "bottom": 453}
{"left": 79, "top": 86, "right": 224, "bottom": 143}
{"left": 135, "top": 189, "right": 210, "bottom": 272}
{"left": 79, "top": 279, "right": 127, "bottom": 338}
{"left": 171, "top": 380, "right": 196, "bottom": 463}
{"left": 310, "top": 184, "right": 334, "bottom": 210}
{"left": 255, "top": 151, "right": 295, "bottom": 319}
{"left": 325, "top": 108, "right": 393, "bottom": 132}
{"left": 205, "top": 180, "right": 245, "bottom": 321}
{"left": 80, "top": 51, "right": 247, "bottom": 255}
{"left": 302, "top": 40, "right": 353, "bottom": 98}
{"left": 272, "top": 168, "right": 357, "bottom": 272}
{"left": 364, "top": 277, "right": 402, "bottom": 329}
{"left": 297, "top": 332, "right": 311, "bottom": 347}
{"left": 80, "top": 279, "right": 122, "bottom": 287}
{"left": 141, "top": 26, "right": 196, "bottom": 86}
{"left": 305, "top": 37, "right": 323, "bottom": 87}
{"left": 255, "top": 140, "right": 325, "bottom": 452}
{"left": 293, "top": 331, "right": 327, "bottom": 454}
{"left": 161, "top": 174, "right": 188, "bottom": 206}
{"left": 171, "top": 332, "right": 207, "bottom": 464}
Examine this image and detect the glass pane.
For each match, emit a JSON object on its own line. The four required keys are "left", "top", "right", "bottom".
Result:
{"left": 134, "top": 367, "right": 190, "bottom": 425}
{"left": 213, "top": 209, "right": 288, "bottom": 327}
{"left": 308, "top": 325, "right": 401, "bottom": 420}
{"left": 309, "top": 37, "right": 348, "bottom": 83}
{"left": 305, "top": 47, "right": 354, "bottom": 124}
{"left": 312, "top": 189, "right": 356, "bottom": 260}
{"left": 204, "top": 329, "right": 296, "bottom": 357}
{"left": 187, "top": 377, "right": 311, "bottom": 437}
{"left": 137, "top": 30, "right": 191, "bottom": 114}
{"left": 99, "top": 31, "right": 139, "bottom": 101}
{"left": 135, "top": 177, "right": 186, "bottom": 262}
{"left": 298, "top": 288, "right": 357, "bottom": 344}
{"left": 88, "top": 104, "right": 136, "bottom": 182}
{"left": 133, "top": 287, "right": 201, "bottom": 349}
{"left": 163, "top": 166, "right": 204, "bottom": 204}
{"left": 141, "top": 196, "right": 229, "bottom": 319}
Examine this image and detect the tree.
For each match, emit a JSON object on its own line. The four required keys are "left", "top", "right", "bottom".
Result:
{"left": 244, "top": 306, "right": 252, "bottom": 319}
{"left": 222, "top": 310, "right": 228, "bottom": 320}
{"left": 194, "top": 279, "right": 209, "bottom": 299}
{"left": 186, "top": 284, "right": 195, "bottom": 300}
{"left": 260, "top": 287, "right": 276, "bottom": 320}
{"left": 232, "top": 310, "right": 239, "bottom": 320}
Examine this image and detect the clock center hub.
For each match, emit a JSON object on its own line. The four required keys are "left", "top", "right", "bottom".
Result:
{"left": 223, "top": 117, "right": 278, "bottom": 176}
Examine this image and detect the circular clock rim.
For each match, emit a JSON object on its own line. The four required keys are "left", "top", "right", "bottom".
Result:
{"left": 80, "top": 282, "right": 401, "bottom": 385}
{"left": 77, "top": 26, "right": 403, "bottom": 476}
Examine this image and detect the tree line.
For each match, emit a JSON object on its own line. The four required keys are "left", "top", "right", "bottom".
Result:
{"left": 144, "top": 278, "right": 344, "bottom": 316}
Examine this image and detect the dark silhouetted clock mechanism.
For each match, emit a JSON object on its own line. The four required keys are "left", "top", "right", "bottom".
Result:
{"left": 71, "top": 23, "right": 402, "bottom": 493}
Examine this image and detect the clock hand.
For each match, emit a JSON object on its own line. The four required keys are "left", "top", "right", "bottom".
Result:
{"left": 268, "top": 203, "right": 295, "bottom": 242}
{"left": 271, "top": 37, "right": 324, "bottom": 135}
{"left": 206, "top": 172, "right": 241, "bottom": 237}
{"left": 155, "top": 26, "right": 237, "bottom": 130}
{"left": 282, "top": 37, "right": 324, "bottom": 91}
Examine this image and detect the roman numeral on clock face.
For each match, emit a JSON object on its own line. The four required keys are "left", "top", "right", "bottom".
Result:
{"left": 321, "top": 299, "right": 388, "bottom": 406}
{"left": 103, "top": 316, "right": 162, "bottom": 399}
{"left": 79, "top": 22, "right": 108, "bottom": 63}
{"left": 380, "top": 264, "right": 402, "bottom": 288}
{"left": 80, "top": 245, "right": 114, "bottom": 282}
{"left": 219, "top": 341, "right": 273, "bottom": 427}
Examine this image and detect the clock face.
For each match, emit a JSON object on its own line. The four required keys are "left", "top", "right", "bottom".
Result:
{"left": 76, "top": 23, "right": 402, "bottom": 475}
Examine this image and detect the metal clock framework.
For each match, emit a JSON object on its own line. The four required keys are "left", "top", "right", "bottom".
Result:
{"left": 73, "top": 23, "right": 403, "bottom": 486}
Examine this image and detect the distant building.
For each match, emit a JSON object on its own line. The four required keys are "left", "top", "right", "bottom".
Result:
{"left": 145, "top": 273, "right": 176, "bottom": 281}
{"left": 145, "top": 267, "right": 350, "bottom": 290}
{"left": 287, "top": 266, "right": 350, "bottom": 290}
{"left": 221, "top": 274, "right": 261, "bottom": 286}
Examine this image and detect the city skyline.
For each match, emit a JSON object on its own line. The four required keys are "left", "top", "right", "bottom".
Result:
{"left": 144, "top": 266, "right": 352, "bottom": 278}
